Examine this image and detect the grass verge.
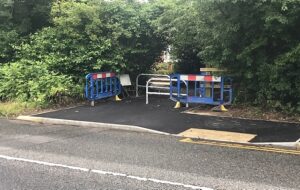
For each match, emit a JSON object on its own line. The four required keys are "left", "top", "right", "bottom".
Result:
{"left": 0, "top": 102, "right": 39, "bottom": 118}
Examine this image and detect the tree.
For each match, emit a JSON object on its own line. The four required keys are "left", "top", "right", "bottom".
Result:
{"left": 195, "top": 0, "right": 300, "bottom": 112}
{"left": 0, "top": 0, "right": 52, "bottom": 63}
{"left": 153, "top": 0, "right": 204, "bottom": 73}
{"left": 155, "top": 0, "right": 300, "bottom": 112}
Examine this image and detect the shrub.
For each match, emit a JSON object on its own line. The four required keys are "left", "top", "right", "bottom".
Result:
{"left": 0, "top": 60, "right": 81, "bottom": 105}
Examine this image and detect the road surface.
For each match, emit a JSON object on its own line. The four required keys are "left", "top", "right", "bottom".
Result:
{"left": 0, "top": 119, "right": 299, "bottom": 190}
{"left": 35, "top": 97, "right": 300, "bottom": 142}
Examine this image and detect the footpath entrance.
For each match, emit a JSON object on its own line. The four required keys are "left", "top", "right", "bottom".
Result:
{"left": 34, "top": 96, "right": 300, "bottom": 143}
{"left": 21, "top": 70, "right": 299, "bottom": 146}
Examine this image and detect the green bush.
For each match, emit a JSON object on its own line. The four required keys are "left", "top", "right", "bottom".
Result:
{"left": 155, "top": 0, "right": 300, "bottom": 113}
{"left": 0, "top": 0, "right": 165, "bottom": 106}
{"left": 0, "top": 28, "right": 18, "bottom": 63}
{"left": 1, "top": 0, "right": 299, "bottom": 114}
{"left": 14, "top": 0, "right": 165, "bottom": 79}
{"left": 0, "top": 60, "right": 81, "bottom": 105}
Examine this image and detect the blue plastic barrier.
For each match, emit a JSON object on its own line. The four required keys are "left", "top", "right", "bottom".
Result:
{"left": 85, "top": 72, "right": 121, "bottom": 104}
{"left": 170, "top": 74, "right": 232, "bottom": 105}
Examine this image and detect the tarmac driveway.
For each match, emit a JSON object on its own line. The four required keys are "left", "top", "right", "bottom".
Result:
{"left": 34, "top": 97, "right": 300, "bottom": 143}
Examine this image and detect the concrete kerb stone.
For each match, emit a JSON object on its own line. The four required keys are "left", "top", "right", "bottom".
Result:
{"left": 16, "top": 115, "right": 170, "bottom": 136}
{"left": 296, "top": 139, "right": 300, "bottom": 150}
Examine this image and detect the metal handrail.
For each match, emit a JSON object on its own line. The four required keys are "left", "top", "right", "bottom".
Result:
{"left": 136, "top": 74, "right": 170, "bottom": 97}
{"left": 146, "top": 76, "right": 188, "bottom": 106}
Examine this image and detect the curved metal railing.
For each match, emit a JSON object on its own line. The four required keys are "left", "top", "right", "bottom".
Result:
{"left": 136, "top": 74, "right": 170, "bottom": 97}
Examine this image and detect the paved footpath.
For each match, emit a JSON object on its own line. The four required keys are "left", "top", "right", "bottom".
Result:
{"left": 35, "top": 97, "right": 300, "bottom": 143}
{"left": 0, "top": 119, "right": 299, "bottom": 190}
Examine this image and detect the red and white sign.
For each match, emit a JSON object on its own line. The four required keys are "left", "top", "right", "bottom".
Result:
{"left": 92, "top": 72, "right": 115, "bottom": 80}
{"left": 180, "top": 75, "right": 221, "bottom": 82}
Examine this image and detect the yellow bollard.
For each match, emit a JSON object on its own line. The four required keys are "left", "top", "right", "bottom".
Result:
{"left": 220, "top": 105, "right": 228, "bottom": 112}
{"left": 174, "top": 101, "right": 181, "bottom": 109}
{"left": 212, "top": 104, "right": 228, "bottom": 112}
{"left": 115, "top": 95, "right": 122, "bottom": 101}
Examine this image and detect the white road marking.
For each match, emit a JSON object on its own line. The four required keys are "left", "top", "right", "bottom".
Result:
{"left": 0, "top": 154, "right": 213, "bottom": 190}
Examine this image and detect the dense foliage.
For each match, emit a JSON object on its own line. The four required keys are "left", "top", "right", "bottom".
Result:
{"left": 155, "top": 0, "right": 300, "bottom": 113}
{"left": 0, "top": 0, "right": 165, "bottom": 104}
{"left": 0, "top": 0, "right": 299, "bottom": 113}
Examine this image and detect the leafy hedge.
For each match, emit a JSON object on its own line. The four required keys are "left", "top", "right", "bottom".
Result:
{"left": 0, "top": 0, "right": 299, "bottom": 113}
{"left": 0, "top": 0, "right": 165, "bottom": 105}
{"left": 155, "top": 0, "right": 300, "bottom": 113}
{"left": 0, "top": 60, "right": 79, "bottom": 104}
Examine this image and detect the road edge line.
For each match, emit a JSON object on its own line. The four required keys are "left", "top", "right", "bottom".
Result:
{"left": 0, "top": 154, "right": 213, "bottom": 190}
{"left": 179, "top": 138, "right": 300, "bottom": 155}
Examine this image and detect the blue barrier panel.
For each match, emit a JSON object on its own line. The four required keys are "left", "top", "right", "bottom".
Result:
{"left": 85, "top": 72, "right": 121, "bottom": 103}
{"left": 170, "top": 74, "right": 232, "bottom": 105}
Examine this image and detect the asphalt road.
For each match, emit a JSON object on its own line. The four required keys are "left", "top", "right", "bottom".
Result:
{"left": 36, "top": 97, "right": 300, "bottom": 142}
{"left": 0, "top": 119, "right": 299, "bottom": 190}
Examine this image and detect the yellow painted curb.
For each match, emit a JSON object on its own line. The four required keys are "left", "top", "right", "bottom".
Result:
{"left": 180, "top": 138, "right": 300, "bottom": 155}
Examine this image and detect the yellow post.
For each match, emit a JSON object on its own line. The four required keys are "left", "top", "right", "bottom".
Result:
{"left": 220, "top": 105, "right": 228, "bottom": 112}
{"left": 212, "top": 104, "right": 228, "bottom": 112}
{"left": 115, "top": 95, "right": 122, "bottom": 101}
{"left": 174, "top": 101, "right": 181, "bottom": 109}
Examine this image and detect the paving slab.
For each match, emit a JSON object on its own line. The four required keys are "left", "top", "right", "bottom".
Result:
{"left": 34, "top": 97, "right": 300, "bottom": 143}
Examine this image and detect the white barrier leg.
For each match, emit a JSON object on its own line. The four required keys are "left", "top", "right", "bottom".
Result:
{"left": 146, "top": 89, "right": 149, "bottom": 104}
